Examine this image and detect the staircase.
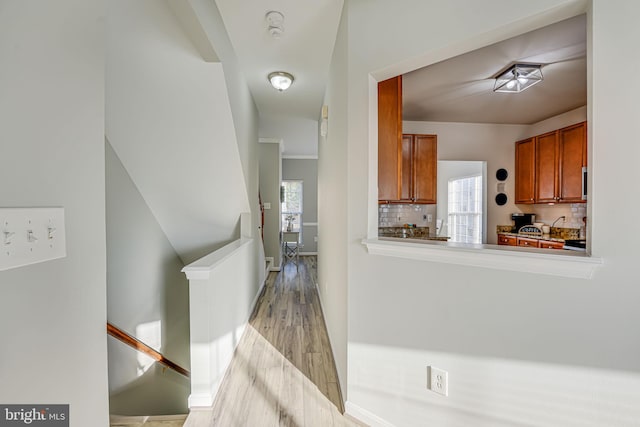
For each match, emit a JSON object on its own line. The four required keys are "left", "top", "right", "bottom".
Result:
{"left": 110, "top": 414, "right": 187, "bottom": 427}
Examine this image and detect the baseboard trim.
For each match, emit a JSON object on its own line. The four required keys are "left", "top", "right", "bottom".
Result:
{"left": 345, "top": 401, "right": 396, "bottom": 427}
{"left": 110, "top": 414, "right": 187, "bottom": 424}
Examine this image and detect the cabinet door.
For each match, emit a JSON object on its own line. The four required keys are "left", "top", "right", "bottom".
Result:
{"left": 558, "top": 122, "right": 587, "bottom": 203}
{"left": 517, "top": 237, "right": 538, "bottom": 248}
{"left": 539, "top": 240, "right": 564, "bottom": 249}
{"left": 535, "top": 131, "right": 559, "bottom": 203}
{"left": 413, "top": 134, "right": 437, "bottom": 203}
{"left": 378, "top": 76, "right": 402, "bottom": 201}
{"left": 400, "top": 135, "right": 413, "bottom": 201}
{"left": 515, "top": 137, "right": 535, "bottom": 203}
{"left": 498, "top": 234, "right": 517, "bottom": 246}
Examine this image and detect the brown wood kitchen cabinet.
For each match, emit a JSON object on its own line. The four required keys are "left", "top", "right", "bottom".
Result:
{"left": 515, "top": 137, "right": 536, "bottom": 203}
{"left": 557, "top": 122, "right": 587, "bottom": 203}
{"left": 535, "top": 130, "right": 559, "bottom": 203}
{"left": 538, "top": 240, "right": 564, "bottom": 249}
{"left": 517, "top": 236, "right": 538, "bottom": 248}
{"left": 497, "top": 233, "right": 517, "bottom": 246}
{"left": 378, "top": 75, "right": 437, "bottom": 204}
{"left": 515, "top": 121, "right": 587, "bottom": 204}
{"left": 400, "top": 134, "right": 437, "bottom": 203}
{"left": 378, "top": 76, "right": 402, "bottom": 201}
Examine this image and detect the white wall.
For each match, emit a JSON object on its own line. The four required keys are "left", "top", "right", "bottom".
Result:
{"left": 183, "top": 238, "right": 261, "bottom": 407}
{"left": 106, "top": 141, "right": 190, "bottom": 415}
{"left": 0, "top": 1, "right": 109, "bottom": 425}
{"left": 106, "top": 0, "right": 251, "bottom": 264}
{"left": 319, "top": 3, "right": 349, "bottom": 399}
{"left": 320, "top": 0, "right": 640, "bottom": 425}
{"left": 260, "top": 114, "right": 320, "bottom": 158}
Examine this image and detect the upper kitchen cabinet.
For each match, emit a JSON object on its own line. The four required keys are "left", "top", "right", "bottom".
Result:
{"left": 535, "top": 130, "right": 560, "bottom": 203}
{"left": 378, "top": 76, "right": 437, "bottom": 204}
{"left": 557, "top": 122, "right": 587, "bottom": 203}
{"left": 515, "top": 137, "right": 535, "bottom": 203}
{"left": 378, "top": 76, "right": 402, "bottom": 201}
{"left": 515, "top": 121, "right": 587, "bottom": 204}
{"left": 401, "top": 134, "right": 437, "bottom": 203}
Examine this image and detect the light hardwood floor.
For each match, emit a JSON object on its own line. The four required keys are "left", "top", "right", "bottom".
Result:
{"left": 184, "top": 257, "right": 366, "bottom": 427}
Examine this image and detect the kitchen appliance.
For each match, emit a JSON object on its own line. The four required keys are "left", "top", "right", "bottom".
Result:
{"left": 511, "top": 213, "right": 536, "bottom": 232}
{"left": 582, "top": 166, "right": 588, "bottom": 200}
{"left": 563, "top": 239, "right": 586, "bottom": 252}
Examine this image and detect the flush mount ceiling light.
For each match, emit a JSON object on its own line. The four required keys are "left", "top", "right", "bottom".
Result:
{"left": 268, "top": 71, "right": 294, "bottom": 91}
{"left": 493, "top": 64, "right": 543, "bottom": 93}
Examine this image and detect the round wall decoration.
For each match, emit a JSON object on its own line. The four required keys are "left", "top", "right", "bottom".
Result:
{"left": 496, "top": 168, "right": 508, "bottom": 181}
{"left": 495, "top": 193, "right": 508, "bottom": 206}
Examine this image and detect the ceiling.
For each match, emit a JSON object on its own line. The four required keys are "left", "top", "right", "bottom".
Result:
{"left": 403, "top": 14, "right": 587, "bottom": 125}
{"left": 214, "top": 3, "right": 585, "bottom": 141}
{"left": 215, "top": 0, "right": 344, "bottom": 121}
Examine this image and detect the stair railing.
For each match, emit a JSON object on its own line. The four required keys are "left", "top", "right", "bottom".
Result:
{"left": 107, "top": 322, "right": 190, "bottom": 378}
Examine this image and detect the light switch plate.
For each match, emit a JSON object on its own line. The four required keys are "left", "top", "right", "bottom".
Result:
{"left": 0, "top": 207, "right": 66, "bottom": 272}
{"left": 264, "top": 202, "right": 271, "bottom": 210}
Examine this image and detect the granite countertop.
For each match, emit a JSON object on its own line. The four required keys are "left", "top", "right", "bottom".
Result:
{"left": 378, "top": 226, "right": 450, "bottom": 241}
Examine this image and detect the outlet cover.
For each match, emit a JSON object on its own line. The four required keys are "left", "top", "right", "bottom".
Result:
{"left": 427, "top": 366, "right": 448, "bottom": 396}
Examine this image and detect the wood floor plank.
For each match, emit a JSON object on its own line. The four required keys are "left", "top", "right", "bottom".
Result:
{"left": 185, "top": 257, "right": 365, "bottom": 427}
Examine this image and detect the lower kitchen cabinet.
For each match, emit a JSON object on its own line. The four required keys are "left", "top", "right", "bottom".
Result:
{"left": 497, "top": 234, "right": 517, "bottom": 246}
{"left": 517, "top": 237, "right": 538, "bottom": 248}
{"left": 538, "top": 240, "right": 565, "bottom": 249}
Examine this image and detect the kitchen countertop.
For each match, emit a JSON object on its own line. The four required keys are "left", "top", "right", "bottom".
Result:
{"left": 378, "top": 226, "right": 449, "bottom": 241}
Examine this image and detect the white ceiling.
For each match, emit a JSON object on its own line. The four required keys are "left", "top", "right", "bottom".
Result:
{"left": 214, "top": 4, "right": 585, "bottom": 151}
{"left": 215, "top": 0, "right": 344, "bottom": 121}
{"left": 403, "top": 14, "right": 587, "bottom": 125}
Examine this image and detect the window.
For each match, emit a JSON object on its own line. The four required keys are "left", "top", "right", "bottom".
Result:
{"left": 448, "top": 175, "right": 482, "bottom": 244}
{"left": 281, "top": 180, "right": 303, "bottom": 242}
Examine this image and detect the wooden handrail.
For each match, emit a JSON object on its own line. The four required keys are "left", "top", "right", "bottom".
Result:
{"left": 107, "top": 322, "right": 190, "bottom": 378}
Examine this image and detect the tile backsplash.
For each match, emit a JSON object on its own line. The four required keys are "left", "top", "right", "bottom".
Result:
{"left": 378, "top": 204, "right": 434, "bottom": 227}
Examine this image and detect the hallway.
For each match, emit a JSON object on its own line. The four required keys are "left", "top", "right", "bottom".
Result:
{"left": 184, "top": 257, "right": 365, "bottom": 427}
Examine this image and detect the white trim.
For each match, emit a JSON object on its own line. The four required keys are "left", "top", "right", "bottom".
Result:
{"left": 110, "top": 414, "right": 187, "bottom": 425}
{"left": 362, "top": 238, "right": 602, "bottom": 279}
{"left": 282, "top": 154, "right": 318, "bottom": 160}
{"left": 300, "top": 251, "right": 318, "bottom": 256}
{"left": 182, "top": 238, "right": 252, "bottom": 280}
{"left": 345, "top": 401, "right": 396, "bottom": 427}
{"left": 258, "top": 137, "right": 285, "bottom": 153}
{"left": 302, "top": 222, "right": 318, "bottom": 227}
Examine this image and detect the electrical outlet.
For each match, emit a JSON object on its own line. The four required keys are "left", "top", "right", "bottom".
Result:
{"left": 427, "top": 214, "right": 433, "bottom": 222}
{"left": 314, "top": 236, "right": 318, "bottom": 242}
{"left": 427, "top": 366, "right": 448, "bottom": 396}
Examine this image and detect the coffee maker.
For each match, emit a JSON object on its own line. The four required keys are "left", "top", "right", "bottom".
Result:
{"left": 511, "top": 213, "right": 535, "bottom": 232}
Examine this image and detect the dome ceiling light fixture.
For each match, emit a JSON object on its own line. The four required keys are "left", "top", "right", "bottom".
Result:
{"left": 268, "top": 71, "right": 294, "bottom": 92}
{"left": 493, "top": 63, "right": 543, "bottom": 93}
